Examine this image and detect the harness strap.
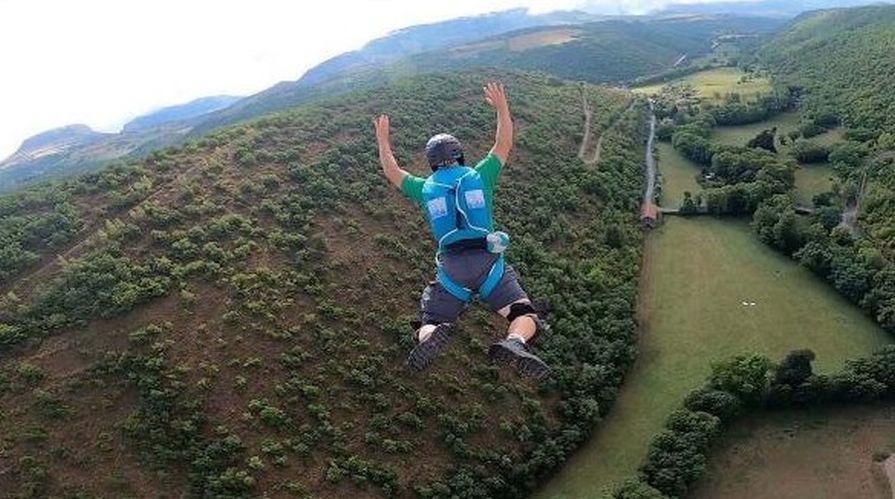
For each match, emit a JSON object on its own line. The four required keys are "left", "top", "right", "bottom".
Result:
{"left": 478, "top": 255, "right": 505, "bottom": 300}
{"left": 436, "top": 254, "right": 505, "bottom": 303}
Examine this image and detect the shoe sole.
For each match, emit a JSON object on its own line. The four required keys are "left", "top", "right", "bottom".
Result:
{"left": 407, "top": 325, "right": 452, "bottom": 372}
{"left": 488, "top": 343, "right": 552, "bottom": 380}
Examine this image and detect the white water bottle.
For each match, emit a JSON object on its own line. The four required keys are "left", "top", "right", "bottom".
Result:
{"left": 486, "top": 231, "right": 510, "bottom": 254}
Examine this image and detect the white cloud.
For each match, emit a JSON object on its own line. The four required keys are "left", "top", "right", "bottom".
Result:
{"left": 0, "top": 0, "right": 745, "bottom": 159}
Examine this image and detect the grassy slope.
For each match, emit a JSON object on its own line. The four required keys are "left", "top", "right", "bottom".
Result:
{"left": 0, "top": 70, "right": 647, "bottom": 498}
{"left": 691, "top": 403, "right": 895, "bottom": 499}
{"left": 535, "top": 217, "right": 891, "bottom": 499}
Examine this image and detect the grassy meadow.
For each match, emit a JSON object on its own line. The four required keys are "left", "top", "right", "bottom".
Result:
{"left": 534, "top": 217, "right": 891, "bottom": 498}
{"left": 656, "top": 142, "right": 702, "bottom": 209}
{"left": 634, "top": 67, "right": 772, "bottom": 103}
{"left": 794, "top": 163, "right": 836, "bottom": 206}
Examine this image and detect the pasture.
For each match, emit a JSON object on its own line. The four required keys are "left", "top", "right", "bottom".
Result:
{"left": 534, "top": 217, "right": 890, "bottom": 498}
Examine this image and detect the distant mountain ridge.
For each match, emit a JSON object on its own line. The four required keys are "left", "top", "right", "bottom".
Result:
{"left": 191, "top": 13, "right": 781, "bottom": 136}
{"left": 658, "top": 0, "right": 892, "bottom": 17}
{"left": 0, "top": 7, "right": 780, "bottom": 192}
{"left": 191, "top": 8, "right": 602, "bottom": 134}
{"left": 2, "top": 124, "right": 109, "bottom": 167}
{"left": 122, "top": 95, "right": 242, "bottom": 133}
{"left": 0, "top": 8, "right": 598, "bottom": 192}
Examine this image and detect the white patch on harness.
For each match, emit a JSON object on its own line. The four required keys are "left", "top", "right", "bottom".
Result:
{"left": 464, "top": 189, "right": 486, "bottom": 209}
{"left": 427, "top": 197, "right": 448, "bottom": 219}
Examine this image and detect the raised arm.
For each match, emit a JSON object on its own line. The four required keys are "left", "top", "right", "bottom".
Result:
{"left": 374, "top": 114, "right": 408, "bottom": 189}
{"left": 484, "top": 81, "right": 513, "bottom": 164}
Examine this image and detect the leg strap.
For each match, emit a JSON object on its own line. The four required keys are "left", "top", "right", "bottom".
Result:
{"left": 478, "top": 255, "right": 505, "bottom": 301}
{"left": 436, "top": 254, "right": 505, "bottom": 304}
{"left": 436, "top": 265, "right": 472, "bottom": 303}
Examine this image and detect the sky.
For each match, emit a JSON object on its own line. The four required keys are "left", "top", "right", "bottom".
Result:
{"left": 0, "top": 0, "right": 750, "bottom": 159}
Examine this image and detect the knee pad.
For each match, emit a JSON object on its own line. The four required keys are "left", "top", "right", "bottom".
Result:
{"left": 507, "top": 302, "right": 538, "bottom": 323}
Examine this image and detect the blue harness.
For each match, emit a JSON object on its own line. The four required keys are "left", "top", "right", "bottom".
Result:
{"left": 421, "top": 166, "right": 505, "bottom": 303}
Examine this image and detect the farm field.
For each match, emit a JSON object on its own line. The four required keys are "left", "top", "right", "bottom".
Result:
{"left": 534, "top": 217, "right": 891, "bottom": 499}
{"left": 690, "top": 403, "right": 895, "bottom": 499}
{"left": 656, "top": 142, "right": 702, "bottom": 209}
{"left": 633, "top": 67, "right": 772, "bottom": 103}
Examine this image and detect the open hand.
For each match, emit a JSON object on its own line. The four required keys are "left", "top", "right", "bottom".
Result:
{"left": 373, "top": 114, "right": 390, "bottom": 144}
{"left": 483, "top": 81, "right": 508, "bottom": 111}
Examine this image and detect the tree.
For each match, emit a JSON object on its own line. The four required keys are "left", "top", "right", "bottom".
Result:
{"left": 747, "top": 127, "right": 777, "bottom": 153}
{"left": 790, "top": 140, "right": 830, "bottom": 163}
{"left": 708, "top": 354, "right": 771, "bottom": 405}
{"left": 774, "top": 349, "right": 816, "bottom": 386}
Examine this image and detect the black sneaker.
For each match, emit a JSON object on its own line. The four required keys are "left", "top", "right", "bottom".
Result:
{"left": 407, "top": 323, "right": 454, "bottom": 372}
{"left": 488, "top": 338, "right": 551, "bottom": 380}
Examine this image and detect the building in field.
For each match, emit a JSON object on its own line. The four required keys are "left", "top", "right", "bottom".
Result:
{"left": 641, "top": 201, "right": 659, "bottom": 229}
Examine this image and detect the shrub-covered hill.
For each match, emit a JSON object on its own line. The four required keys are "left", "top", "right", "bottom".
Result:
{"left": 759, "top": 5, "right": 895, "bottom": 139}
{"left": 0, "top": 70, "right": 646, "bottom": 498}
{"left": 758, "top": 6, "right": 895, "bottom": 258}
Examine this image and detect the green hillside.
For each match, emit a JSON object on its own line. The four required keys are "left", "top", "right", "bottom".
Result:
{"left": 403, "top": 16, "right": 780, "bottom": 85}
{"left": 760, "top": 5, "right": 895, "bottom": 137}
{"left": 0, "top": 70, "right": 647, "bottom": 497}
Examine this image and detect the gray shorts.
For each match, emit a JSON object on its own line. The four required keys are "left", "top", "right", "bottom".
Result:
{"left": 420, "top": 248, "right": 528, "bottom": 325}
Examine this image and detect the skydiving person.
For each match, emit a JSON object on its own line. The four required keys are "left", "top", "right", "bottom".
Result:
{"left": 373, "top": 81, "right": 551, "bottom": 379}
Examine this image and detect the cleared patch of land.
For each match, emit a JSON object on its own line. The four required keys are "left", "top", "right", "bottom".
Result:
{"left": 534, "top": 217, "right": 891, "bottom": 499}
{"left": 795, "top": 163, "right": 836, "bottom": 206}
{"left": 634, "top": 67, "right": 772, "bottom": 103}
{"left": 690, "top": 404, "right": 895, "bottom": 499}
{"left": 451, "top": 28, "right": 580, "bottom": 56}
{"left": 657, "top": 142, "right": 702, "bottom": 208}
{"left": 507, "top": 28, "right": 580, "bottom": 51}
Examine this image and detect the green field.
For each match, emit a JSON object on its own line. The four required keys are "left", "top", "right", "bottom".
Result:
{"left": 656, "top": 142, "right": 703, "bottom": 209}
{"left": 794, "top": 163, "right": 836, "bottom": 206}
{"left": 710, "top": 114, "right": 842, "bottom": 206}
{"left": 691, "top": 404, "right": 895, "bottom": 499}
{"left": 634, "top": 67, "right": 772, "bottom": 103}
{"left": 534, "top": 217, "right": 891, "bottom": 499}
{"left": 710, "top": 111, "right": 801, "bottom": 147}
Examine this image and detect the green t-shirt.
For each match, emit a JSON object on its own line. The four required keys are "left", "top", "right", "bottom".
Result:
{"left": 400, "top": 153, "right": 503, "bottom": 206}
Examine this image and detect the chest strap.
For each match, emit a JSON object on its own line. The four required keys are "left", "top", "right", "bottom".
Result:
{"left": 436, "top": 254, "right": 505, "bottom": 304}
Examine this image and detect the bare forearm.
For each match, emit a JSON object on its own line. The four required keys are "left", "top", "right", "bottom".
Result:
{"left": 492, "top": 106, "right": 513, "bottom": 162}
{"left": 378, "top": 142, "right": 406, "bottom": 189}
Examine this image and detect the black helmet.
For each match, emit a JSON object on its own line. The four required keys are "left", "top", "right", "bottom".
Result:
{"left": 425, "top": 133, "right": 464, "bottom": 170}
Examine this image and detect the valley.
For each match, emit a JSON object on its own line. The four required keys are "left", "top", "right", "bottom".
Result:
{"left": 535, "top": 138, "right": 890, "bottom": 499}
